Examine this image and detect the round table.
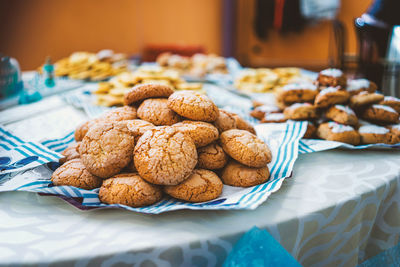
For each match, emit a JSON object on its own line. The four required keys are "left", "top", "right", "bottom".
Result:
{"left": 1, "top": 95, "right": 400, "bottom": 266}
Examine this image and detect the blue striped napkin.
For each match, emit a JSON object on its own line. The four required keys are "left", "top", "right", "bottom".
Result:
{"left": 0, "top": 121, "right": 307, "bottom": 213}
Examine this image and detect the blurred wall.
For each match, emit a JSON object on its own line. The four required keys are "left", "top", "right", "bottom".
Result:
{"left": 236, "top": 0, "right": 373, "bottom": 68}
{"left": 0, "top": 0, "right": 222, "bottom": 70}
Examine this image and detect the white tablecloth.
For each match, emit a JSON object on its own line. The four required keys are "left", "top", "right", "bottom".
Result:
{"left": 1, "top": 95, "right": 400, "bottom": 266}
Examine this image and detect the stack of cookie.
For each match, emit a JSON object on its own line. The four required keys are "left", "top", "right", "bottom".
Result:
{"left": 52, "top": 84, "right": 272, "bottom": 207}
{"left": 250, "top": 68, "right": 400, "bottom": 145}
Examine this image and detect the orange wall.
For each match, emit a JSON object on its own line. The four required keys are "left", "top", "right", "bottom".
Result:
{"left": 0, "top": 0, "right": 222, "bottom": 70}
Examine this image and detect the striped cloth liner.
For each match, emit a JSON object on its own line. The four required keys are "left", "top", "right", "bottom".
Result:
{"left": 1, "top": 121, "right": 308, "bottom": 214}
{"left": 0, "top": 125, "right": 62, "bottom": 174}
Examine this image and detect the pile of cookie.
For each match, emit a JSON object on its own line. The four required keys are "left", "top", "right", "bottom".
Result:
{"left": 52, "top": 84, "right": 272, "bottom": 207}
{"left": 50, "top": 50, "right": 129, "bottom": 81}
{"left": 93, "top": 66, "right": 203, "bottom": 106}
{"left": 234, "top": 67, "right": 310, "bottom": 93}
{"left": 250, "top": 68, "right": 400, "bottom": 145}
{"left": 156, "top": 53, "right": 228, "bottom": 77}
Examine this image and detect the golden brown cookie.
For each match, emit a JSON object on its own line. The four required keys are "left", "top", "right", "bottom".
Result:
{"left": 59, "top": 142, "right": 81, "bottom": 164}
{"left": 325, "top": 105, "right": 358, "bottom": 126}
{"left": 361, "top": 104, "right": 399, "bottom": 124}
{"left": 102, "top": 105, "right": 137, "bottom": 122}
{"left": 261, "top": 113, "right": 287, "bottom": 123}
{"left": 379, "top": 96, "right": 400, "bottom": 113}
{"left": 350, "top": 92, "right": 384, "bottom": 108}
{"left": 134, "top": 126, "right": 197, "bottom": 185}
{"left": 231, "top": 113, "right": 256, "bottom": 134}
{"left": 79, "top": 121, "right": 135, "bottom": 178}
{"left": 126, "top": 119, "right": 155, "bottom": 142}
{"left": 389, "top": 124, "right": 400, "bottom": 137}
{"left": 358, "top": 125, "right": 399, "bottom": 144}
{"left": 173, "top": 120, "right": 219, "bottom": 148}
{"left": 99, "top": 173, "right": 163, "bottom": 207}
{"left": 250, "top": 105, "right": 281, "bottom": 120}
{"left": 75, "top": 120, "right": 97, "bottom": 142}
{"left": 317, "top": 122, "right": 360, "bottom": 145}
{"left": 167, "top": 91, "right": 219, "bottom": 122}
{"left": 276, "top": 82, "right": 318, "bottom": 104}
{"left": 137, "top": 98, "right": 181, "bottom": 126}
{"left": 283, "top": 103, "right": 318, "bottom": 120}
{"left": 214, "top": 109, "right": 237, "bottom": 133}
{"left": 51, "top": 158, "right": 102, "bottom": 190}
{"left": 221, "top": 160, "right": 270, "bottom": 187}
{"left": 317, "top": 68, "right": 347, "bottom": 88}
{"left": 303, "top": 121, "right": 317, "bottom": 139}
{"left": 124, "top": 83, "right": 174, "bottom": 105}
{"left": 164, "top": 169, "right": 223, "bottom": 202}
{"left": 197, "top": 142, "right": 228, "bottom": 170}
{"left": 220, "top": 129, "right": 271, "bottom": 168}
{"left": 347, "top": 79, "right": 377, "bottom": 95}
{"left": 314, "top": 87, "right": 350, "bottom": 108}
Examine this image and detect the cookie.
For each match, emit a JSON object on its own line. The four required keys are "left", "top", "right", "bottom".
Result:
{"left": 221, "top": 160, "right": 270, "bottom": 187}
{"left": 359, "top": 125, "right": 399, "bottom": 144}
{"left": 317, "top": 68, "right": 347, "bottom": 88}
{"left": 261, "top": 113, "right": 287, "bottom": 123}
{"left": 361, "top": 104, "right": 399, "bottom": 124}
{"left": 51, "top": 159, "right": 102, "bottom": 190}
{"left": 102, "top": 105, "right": 137, "bottom": 122}
{"left": 314, "top": 87, "right": 350, "bottom": 108}
{"left": 197, "top": 142, "right": 228, "bottom": 170}
{"left": 167, "top": 91, "right": 219, "bottom": 122}
{"left": 317, "top": 122, "right": 360, "bottom": 145}
{"left": 75, "top": 120, "right": 96, "bottom": 142}
{"left": 220, "top": 129, "right": 272, "bottom": 168}
{"left": 276, "top": 82, "right": 318, "bottom": 104}
{"left": 379, "top": 96, "right": 400, "bottom": 113}
{"left": 214, "top": 109, "right": 237, "bottom": 133}
{"left": 164, "top": 169, "right": 223, "bottom": 202}
{"left": 137, "top": 98, "right": 181, "bottom": 126}
{"left": 124, "top": 83, "right": 174, "bottom": 105}
{"left": 99, "top": 173, "right": 163, "bottom": 207}
{"left": 231, "top": 113, "right": 256, "bottom": 134}
{"left": 303, "top": 121, "right": 317, "bottom": 139}
{"left": 283, "top": 103, "right": 318, "bottom": 120}
{"left": 59, "top": 142, "right": 81, "bottom": 164}
{"left": 126, "top": 119, "right": 155, "bottom": 142}
{"left": 347, "top": 79, "right": 377, "bottom": 95}
{"left": 350, "top": 92, "right": 384, "bottom": 108}
{"left": 173, "top": 120, "right": 219, "bottom": 148}
{"left": 134, "top": 126, "right": 197, "bottom": 185}
{"left": 325, "top": 105, "right": 358, "bottom": 126}
{"left": 80, "top": 121, "right": 135, "bottom": 178}
{"left": 250, "top": 105, "right": 281, "bottom": 120}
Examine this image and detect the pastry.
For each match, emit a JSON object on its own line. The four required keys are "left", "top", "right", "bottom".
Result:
{"left": 102, "top": 105, "right": 137, "bottom": 122}
{"left": 126, "top": 119, "right": 155, "bottom": 142}
{"left": 164, "top": 169, "right": 223, "bottom": 202}
{"left": 389, "top": 124, "right": 400, "bottom": 137}
{"left": 361, "top": 104, "right": 399, "bottom": 124}
{"left": 221, "top": 160, "right": 270, "bottom": 187}
{"left": 283, "top": 103, "right": 318, "bottom": 120}
{"left": 250, "top": 105, "right": 281, "bottom": 120}
{"left": 173, "top": 120, "right": 219, "bottom": 148}
{"left": 75, "top": 120, "right": 97, "bottom": 142}
{"left": 124, "top": 83, "right": 174, "bottom": 105}
{"left": 137, "top": 98, "right": 181, "bottom": 126}
{"left": 314, "top": 87, "right": 350, "bottom": 108}
{"left": 79, "top": 121, "right": 135, "bottom": 178}
{"left": 359, "top": 125, "right": 399, "bottom": 144}
{"left": 317, "top": 68, "right": 347, "bottom": 88}
{"left": 303, "top": 121, "right": 317, "bottom": 139}
{"left": 325, "top": 105, "right": 358, "bottom": 126}
{"left": 379, "top": 96, "right": 400, "bottom": 113}
{"left": 261, "top": 113, "right": 287, "bottom": 123}
{"left": 99, "top": 173, "right": 163, "bottom": 207}
{"left": 220, "top": 129, "right": 272, "bottom": 167}
{"left": 51, "top": 159, "right": 102, "bottom": 190}
{"left": 134, "top": 126, "right": 197, "bottom": 185}
{"left": 214, "top": 109, "right": 237, "bottom": 133}
{"left": 276, "top": 82, "right": 318, "bottom": 104}
{"left": 231, "top": 113, "right": 256, "bottom": 134}
{"left": 59, "top": 142, "right": 81, "bottom": 164}
{"left": 197, "top": 142, "right": 228, "bottom": 170}
{"left": 167, "top": 91, "right": 219, "bottom": 122}
{"left": 350, "top": 92, "right": 384, "bottom": 108}
{"left": 347, "top": 79, "right": 377, "bottom": 95}
{"left": 317, "top": 122, "right": 360, "bottom": 145}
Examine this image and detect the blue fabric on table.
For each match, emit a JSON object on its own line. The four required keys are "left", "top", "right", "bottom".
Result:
{"left": 224, "top": 227, "right": 301, "bottom": 267}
